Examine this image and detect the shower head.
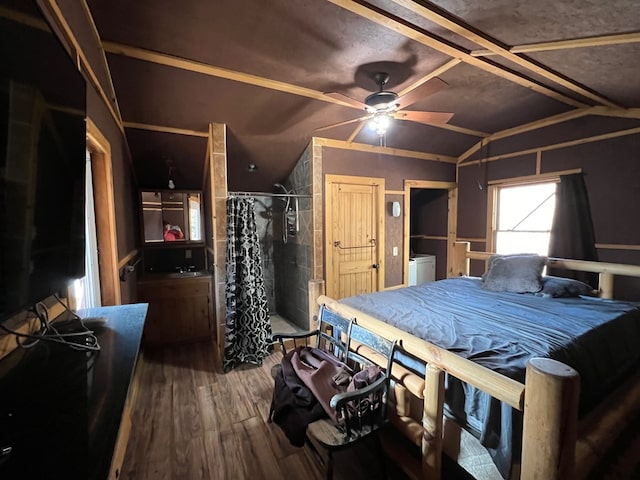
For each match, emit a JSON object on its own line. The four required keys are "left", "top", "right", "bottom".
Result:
{"left": 274, "top": 183, "right": 290, "bottom": 194}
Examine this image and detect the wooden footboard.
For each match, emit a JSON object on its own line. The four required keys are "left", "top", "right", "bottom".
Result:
{"left": 316, "top": 293, "right": 578, "bottom": 480}
{"left": 309, "top": 242, "right": 640, "bottom": 480}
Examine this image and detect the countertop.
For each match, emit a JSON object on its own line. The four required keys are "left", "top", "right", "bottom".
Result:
{"left": 0, "top": 303, "right": 148, "bottom": 479}
{"left": 137, "top": 270, "right": 212, "bottom": 282}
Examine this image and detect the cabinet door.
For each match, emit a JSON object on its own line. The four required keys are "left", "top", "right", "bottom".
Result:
{"left": 138, "top": 277, "right": 212, "bottom": 345}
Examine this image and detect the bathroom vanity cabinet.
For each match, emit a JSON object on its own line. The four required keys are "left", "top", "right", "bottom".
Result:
{"left": 137, "top": 273, "right": 213, "bottom": 345}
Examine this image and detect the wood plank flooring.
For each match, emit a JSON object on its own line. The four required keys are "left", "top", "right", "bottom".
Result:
{"left": 119, "top": 340, "right": 401, "bottom": 480}
{"left": 121, "top": 340, "right": 640, "bottom": 480}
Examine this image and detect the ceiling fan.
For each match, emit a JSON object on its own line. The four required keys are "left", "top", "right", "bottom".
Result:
{"left": 318, "top": 72, "right": 454, "bottom": 142}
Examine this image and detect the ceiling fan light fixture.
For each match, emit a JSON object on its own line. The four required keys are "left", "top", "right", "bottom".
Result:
{"left": 369, "top": 112, "right": 391, "bottom": 136}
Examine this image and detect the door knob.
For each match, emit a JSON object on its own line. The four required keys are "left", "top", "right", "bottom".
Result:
{"left": 372, "top": 263, "right": 380, "bottom": 269}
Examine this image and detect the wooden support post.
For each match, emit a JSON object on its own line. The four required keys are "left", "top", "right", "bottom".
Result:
{"left": 308, "top": 279, "right": 325, "bottom": 330}
{"left": 422, "top": 363, "right": 445, "bottom": 479}
{"left": 598, "top": 272, "right": 614, "bottom": 299}
{"left": 451, "top": 241, "right": 470, "bottom": 277}
{"left": 521, "top": 358, "right": 580, "bottom": 480}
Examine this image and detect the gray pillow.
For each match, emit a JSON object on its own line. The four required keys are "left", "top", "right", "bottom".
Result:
{"left": 481, "top": 254, "right": 546, "bottom": 293}
{"left": 539, "top": 276, "right": 597, "bottom": 298}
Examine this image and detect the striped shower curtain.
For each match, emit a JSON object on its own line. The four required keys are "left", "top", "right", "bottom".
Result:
{"left": 223, "top": 196, "right": 272, "bottom": 372}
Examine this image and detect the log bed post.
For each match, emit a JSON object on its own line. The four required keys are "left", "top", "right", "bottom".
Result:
{"left": 452, "top": 241, "right": 471, "bottom": 277}
{"left": 521, "top": 358, "right": 580, "bottom": 480}
{"left": 422, "top": 363, "right": 445, "bottom": 479}
{"left": 598, "top": 272, "right": 614, "bottom": 299}
{"left": 308, "top": 279, "right": 325, "bottom": 330}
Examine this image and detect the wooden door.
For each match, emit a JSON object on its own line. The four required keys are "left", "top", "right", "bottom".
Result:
{"left": 325, "top": 175, "right": 384, "bottom": 299}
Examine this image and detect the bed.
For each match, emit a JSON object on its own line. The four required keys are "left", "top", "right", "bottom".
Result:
{"left": 308, "top": 242, "right": 640, "bottom": 480}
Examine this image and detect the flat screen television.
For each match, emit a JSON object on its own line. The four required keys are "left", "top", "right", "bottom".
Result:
{"left": 0, "top": 0, "right": 87, "bottom": 323}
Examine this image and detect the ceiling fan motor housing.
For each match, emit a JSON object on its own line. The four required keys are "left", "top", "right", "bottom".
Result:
{"left": 365, "top": 91, "right": 399, "bottom": 111}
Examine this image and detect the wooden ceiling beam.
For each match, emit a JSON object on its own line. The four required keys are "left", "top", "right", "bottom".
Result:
{"left": 471, "top": 32, "right": 640, "bottom": 56}
{"left": 327, "top": 0, "right": 587, "bottom": 108}
{"left": 396, "top": 58, "right": 460, "bottom": 97}
{"left": 102, "top": 41, "right": 360, "bottom": 110}
{"left": 459, "top": 126, "right": 640, "bottom": 167}
{"left": 388, "top": 0, "right": 619, "bottom": 108}
{"left": 104, "top": 41, "right": 483, "bottom": 138}
{"left": 314, "top": 137, "right": 458, "bottom": 163}
{"left": 123, "top": 121, "right": 209, "bottom": 137}
{"left": 458, "top": 106, "right": 640, "bottom": 163}
{"left": 458, "top": 108, "right": 594, "bottom": 163}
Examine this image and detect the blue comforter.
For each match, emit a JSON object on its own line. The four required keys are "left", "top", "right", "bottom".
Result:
{"left": 341, "top": 277, "right": 640, "bottom": 478}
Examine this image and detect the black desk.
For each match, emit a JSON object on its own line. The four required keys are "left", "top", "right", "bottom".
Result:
{"left": 0, "top": 303, "right": 147, "bottom": 480}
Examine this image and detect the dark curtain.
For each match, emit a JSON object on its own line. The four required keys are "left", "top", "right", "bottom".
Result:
{"left": 548, "top": 173, "right": 599, "bottom": 287}
{"left": 223, "top": 197, "right": 272, "bottom": 372}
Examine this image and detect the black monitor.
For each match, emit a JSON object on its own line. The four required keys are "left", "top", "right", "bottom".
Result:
{"left": 0, "top": 0, "right": 87, "bottom": 323}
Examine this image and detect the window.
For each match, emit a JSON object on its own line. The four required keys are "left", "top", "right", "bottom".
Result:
{"left": 492, "top": 182, "right": 557, "bottom": 256}
{"left": 71, "top": 150, "right": 101, "bottom": 309}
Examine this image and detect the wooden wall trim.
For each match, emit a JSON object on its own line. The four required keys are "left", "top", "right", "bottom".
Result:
{"left": 459, "top": 127, "right": 640, "bottom": 167}
{"left": 87, "top": 118, "right": 121, "bottom": 305}
{"left": 486, "top": 168, "right": 581, "bottom": 186}
{"left": 43, "top": 1, "right": 124, "bottom": 131}
{"left": 595, "top": 243, "right": 640, "bottom": 252}
{"left": 459, "top": 109, "right": 593, "bottom": 162}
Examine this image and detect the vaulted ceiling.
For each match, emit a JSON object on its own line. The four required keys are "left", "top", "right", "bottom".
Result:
{"left": 84, "top": 0, "right": 640, "bottom": 191}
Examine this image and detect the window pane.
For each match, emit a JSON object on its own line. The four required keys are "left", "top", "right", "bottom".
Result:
{"left": 498, "top": 183, "right": 556, "bottom": 231}
{"left": 495, "top": 181, "right": 556, "bottom": 256}
{"left": 496, "top": 232, "right": 551, "bottom": 256}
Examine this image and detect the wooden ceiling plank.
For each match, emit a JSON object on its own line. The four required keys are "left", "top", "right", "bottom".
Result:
{"left": 315, "top": 137, "right": 458, "bottom": 163}
{"left": 326, "top": 0, "right": 587, "bottom": 109}
{"left": 471, "top": 32, "right": 640, "bottom": 56}
{"left": 102, "top": 41, "right": 359, "bottom": 110}
{"left": 389, "top": 0, "right": 619, "bottom": 108}
{"left": 123, "top": 121, "right": 209, "bottom": 137}
{"left": 457, "top": 108, "right": 594, "bottom": 162}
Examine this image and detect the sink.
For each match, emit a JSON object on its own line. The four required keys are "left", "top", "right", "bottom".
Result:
{"left": 165, "top": 271, "right": 209, "bottom": 279}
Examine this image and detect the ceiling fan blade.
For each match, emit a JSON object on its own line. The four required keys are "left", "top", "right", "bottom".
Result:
{"left": 394, "top": 110, "right": 454, "bottom": 125}
{"left": 315, "top": 115, "right": 368, "bottom": 132}
{"left": 396, "top": 77, "right": 448, "bottom": 109}
{"left": 325, "top": 92, "right": 367, "bottom": 110}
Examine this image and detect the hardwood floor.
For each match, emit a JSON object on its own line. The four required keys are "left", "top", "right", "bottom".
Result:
{"left": 121, "top": 340, "right": 640, "bottom": 480}
{"left": 120, "top": 340, "right": 401, "bottom": 480}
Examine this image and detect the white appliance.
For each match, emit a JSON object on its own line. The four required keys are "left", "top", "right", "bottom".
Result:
{"left": 408, "top": 254, "right": 436, "bottom": 286}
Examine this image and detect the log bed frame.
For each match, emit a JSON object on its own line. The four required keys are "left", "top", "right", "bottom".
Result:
{"left": 307, "top": 241, "right": 640, "bottom": 480}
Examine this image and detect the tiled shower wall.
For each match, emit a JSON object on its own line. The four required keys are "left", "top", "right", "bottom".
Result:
{"left": 252, "top": 196, "right": 276, "bottom": 312}
{"left": 274, "top": 144, "right": 313, "bottom": 329}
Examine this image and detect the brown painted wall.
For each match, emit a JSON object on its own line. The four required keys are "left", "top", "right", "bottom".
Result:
{"left": 457, "top": 117, "right": 640, "bottom": 300}
{"left": 52, "top": 2, "right": 139, "bottom": 303}
{"left": 322, "top": 147, "right": 456, "bottom": 288}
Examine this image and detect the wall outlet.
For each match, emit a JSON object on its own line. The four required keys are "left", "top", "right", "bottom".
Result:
{"left": 185, "top": 249, "right": 192, "bottom": 259}
{"left": 392, "top": 246, "right": 398, "bottom": 256}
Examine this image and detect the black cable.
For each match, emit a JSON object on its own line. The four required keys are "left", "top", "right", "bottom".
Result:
{"left": 0, "top": 298, "right": 101, "bottom": 352}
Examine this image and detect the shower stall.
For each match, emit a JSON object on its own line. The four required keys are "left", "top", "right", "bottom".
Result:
{"left": 248, "top": 184, "right": 312, "bottom": 333}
